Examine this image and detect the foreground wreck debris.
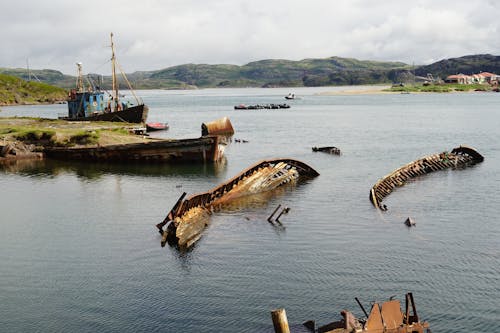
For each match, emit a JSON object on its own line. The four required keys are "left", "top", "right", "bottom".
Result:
{"left": 271, "top": 292, "right": 430, "bottom": 333}
{"left": 156, "top": 159, "right": 319, "bottom": 248}
{"left": 370, "top": 145, "right": 484, "bottom": 210}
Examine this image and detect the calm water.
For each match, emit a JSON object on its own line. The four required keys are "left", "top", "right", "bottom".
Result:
{"left": 1, "top": 87, "right": 499, "bottom": 332}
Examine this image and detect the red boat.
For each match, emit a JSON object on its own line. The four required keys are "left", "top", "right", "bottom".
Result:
{"left": 146, "top": 122, "right": 169, "bottom": 132}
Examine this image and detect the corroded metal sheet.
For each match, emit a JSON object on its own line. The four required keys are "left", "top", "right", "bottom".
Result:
{"left": 201, "top": 116, "right": 234, "bottom": 136}
{"left": 310, "top": 293, "right": 430, "bottom": 333}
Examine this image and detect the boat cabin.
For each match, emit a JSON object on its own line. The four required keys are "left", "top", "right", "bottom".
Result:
{"left": 67, "top": 90, "right": 106, "bottom": 119}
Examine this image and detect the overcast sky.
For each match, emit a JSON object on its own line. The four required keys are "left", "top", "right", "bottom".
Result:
{"left": 1, "top": 0, "right": 499, "bottom": 75}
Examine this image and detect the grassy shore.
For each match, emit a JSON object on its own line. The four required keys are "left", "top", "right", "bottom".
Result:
{"left": 317, "top": 83, "right": 499, "bottom": 95}
{"left": 0, "top": 117, "right": 149, "bottom": 148}
{"left": 0, "top": 73, "right": 67, "bottom": 106}
{"left": 384, "top": 83, "right": 496, "bottom": 93}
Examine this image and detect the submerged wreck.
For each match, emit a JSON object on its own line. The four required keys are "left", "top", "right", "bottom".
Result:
{"left": 156, "top": 159, "right": 319, "bottom": 248}
{"left": 43, "top": 136, "right": 225, "bottom": 163}
{"left": 370, "top": 145, "right": 484, "bottom": 210}
{"left": 272, "top": 292, "right": 430, "bottom": 333}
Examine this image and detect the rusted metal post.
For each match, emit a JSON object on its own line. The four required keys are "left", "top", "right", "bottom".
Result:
{"left": 157, "top": 192, "right": 186, "bottom": 233}
{"left": 268, "top": 205, "right": 282, "bottom": 222}
{"left": 271, "top": 308, "right": 290, "bottom": 333}
{"left": 275, "top": 207, "right": 290, "bottom": 223}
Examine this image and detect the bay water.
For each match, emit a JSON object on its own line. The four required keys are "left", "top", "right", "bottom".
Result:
{"left": 1, "top": 87, "right": 499, "bottom": 332}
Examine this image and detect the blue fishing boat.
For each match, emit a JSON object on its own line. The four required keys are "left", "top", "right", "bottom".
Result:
{"left": 61, "top": 33, "right": 148, "bottom": 123}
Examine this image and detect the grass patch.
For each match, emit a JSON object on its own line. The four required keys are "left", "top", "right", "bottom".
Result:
{"left": 13, "top": 128, "right": 56, "bottom": 142}
{"left": 68, "top": 131, "right": 100, "bottom": 145}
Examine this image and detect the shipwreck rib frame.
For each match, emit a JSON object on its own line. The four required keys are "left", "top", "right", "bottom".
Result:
{"left": 370, "top": 145, "right": 484, "bottom": 210}
{"left": 157, "top": 158, "right": 319, "bottom": 247}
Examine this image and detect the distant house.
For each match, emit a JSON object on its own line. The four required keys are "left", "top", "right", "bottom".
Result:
{"left": 477, "top": 72, "right": 498, "bottom": 84}
{"left": 445, "top": 71, "right": 498, "bottom": 84}
{"left": 445, "top": 74, "right": 472, "bottom": 84}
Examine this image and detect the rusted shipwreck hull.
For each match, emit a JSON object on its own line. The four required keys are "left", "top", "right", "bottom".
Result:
{"left": 43, "top": 136, "right": 224, "bottom": 163}
{"left": 157, "top": 158, "right": 319, "bottom": 248}
{"left": 370, "top": 145, "right": 483, "bottom": 210}
{"left": 292, "top": 292, "right": 430, "bottom": 333}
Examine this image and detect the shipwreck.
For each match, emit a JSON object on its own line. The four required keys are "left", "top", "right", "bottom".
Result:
{"left": 370, "top": 145, "right": 484, "bottom": 210}
{"left": 271, "top": 292, "right": 430, "bottom": 333}
{"left": 156, "top": 158, "right": 319, "bottom": 248}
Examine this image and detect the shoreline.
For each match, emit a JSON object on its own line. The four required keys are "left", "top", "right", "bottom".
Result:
{"left": 316, "top": 85, "right": 393, "bottom": 95}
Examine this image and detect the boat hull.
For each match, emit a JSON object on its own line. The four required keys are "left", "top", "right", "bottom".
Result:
{"left": 146, "top": 122, "right": 169, "bottom": 132}
{"left": 61, "top": 104, "right": 148, "bottom": 124}
{"left": 43, "top": 136, "right": 223, "bottom": 163}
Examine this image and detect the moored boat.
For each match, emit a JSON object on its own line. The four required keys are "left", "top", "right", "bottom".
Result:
{"left": 146, "top": 122, "right": 169, "bottom": 132}
{"left": 233, "top": 103, "right": 290, "bottom": 110}
{"left": 60, "top": 33, "right": 148, "bottom": 124}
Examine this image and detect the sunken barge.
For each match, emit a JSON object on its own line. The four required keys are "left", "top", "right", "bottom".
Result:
{"left": 43, "top": 136, "right": 224, "bottom": 163}
{"left": 370, "top": 145, "right": 484, "bottom": 210}
{"left": 157, "top": 158, "right": 319, "bottom": 248}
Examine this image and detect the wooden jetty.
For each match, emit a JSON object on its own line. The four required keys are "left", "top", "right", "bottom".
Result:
{"left": 157, "top": 158, "right": 319, "bottom": 248}
{"left": 43, "top": 136, "right": 224, "bottom": 163}
{"left": 370, "top": 145, "right": 484, "bottom": 210}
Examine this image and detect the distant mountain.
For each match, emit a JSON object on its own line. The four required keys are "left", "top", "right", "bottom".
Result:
{"left": 147, "top": 57, "right": 409, "bottom": 88}
{"left": 1, "top": 54, "right": 499, "bottom": 89}
{"left": 414, "top": 54, "right": 500, "bottom": 79}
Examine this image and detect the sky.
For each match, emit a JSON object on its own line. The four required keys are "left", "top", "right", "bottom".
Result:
{"left": 1, "top": 0, "right": 499, "bottom": 75}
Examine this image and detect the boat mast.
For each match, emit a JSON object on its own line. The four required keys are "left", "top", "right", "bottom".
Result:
{"left": 26, "top": 59, "right": 31, "bottom": 82}
{"left": 110, "top": 32, "right": 119, "bottom": 111}
{"left": 76, "top": 62, "right": 84, "bottom": 92}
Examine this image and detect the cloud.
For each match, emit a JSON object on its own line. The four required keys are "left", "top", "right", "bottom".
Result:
{"left": 1, "top": 0, "right": 499, "bottom": 74}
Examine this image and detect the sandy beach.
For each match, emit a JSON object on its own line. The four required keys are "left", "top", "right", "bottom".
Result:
{"left": 316, "top": 85, "right": 393, "bottom": 95}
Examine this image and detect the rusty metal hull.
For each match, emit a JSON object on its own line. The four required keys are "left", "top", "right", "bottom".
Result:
{"left": 43, "top": 136, "right": 223, "bottom": 163}
{"left": 370, "top": 145, "right": 483, "bottom": 210}
{"left": 311, "top": 293, "right": 430, "bottom": 333}
{"left": 201, "top": 116, "right": 234, "bottom": 136}
{"left": 158, "top": 159, "right": 319, "bottom": 248}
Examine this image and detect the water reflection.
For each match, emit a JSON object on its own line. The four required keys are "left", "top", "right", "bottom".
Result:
{"left": 0, "top": 157, "right": 227, "bottom": 180}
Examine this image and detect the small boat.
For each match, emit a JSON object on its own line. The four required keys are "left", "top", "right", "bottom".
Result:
{"left": 285, "top": 93, "right": 296, "bottom": 100}
{"left": 312, "top": 146, "right": 341, "bottom": 155}
{"left": 146, "top": 122, "right": 169, "bottom": 132}
{"left": 61, "top": 33, "right": 148, "bottom": 124}
{"left": 233, "top": 103, "right": 290, "bottom": 110}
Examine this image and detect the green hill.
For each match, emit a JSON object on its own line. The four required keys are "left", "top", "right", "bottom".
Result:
{"left": 0, "top": 73, "right": 67, "bottom": 106}
{"left": 146, "top": 57, "right": 409, "bottom": 88}
{"left": 0, "top": 68, "right": 75, "bottom": 89}
{"left": 2, "top": 54, "right": 499, "bottom": 89}
{"left": 414, "top": 54, "right": 500, "bottom": 79}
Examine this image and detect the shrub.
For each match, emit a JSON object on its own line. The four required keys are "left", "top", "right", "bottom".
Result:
{"left": 14, "top": 129, "right": 55, "bottom": 142}
{"left": 69, "top": 131, "right": 99, "bottom": 145}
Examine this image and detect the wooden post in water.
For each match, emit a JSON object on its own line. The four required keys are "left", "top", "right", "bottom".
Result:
{"left": 271, "top": 308, "right": 290, "bottom": 333}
